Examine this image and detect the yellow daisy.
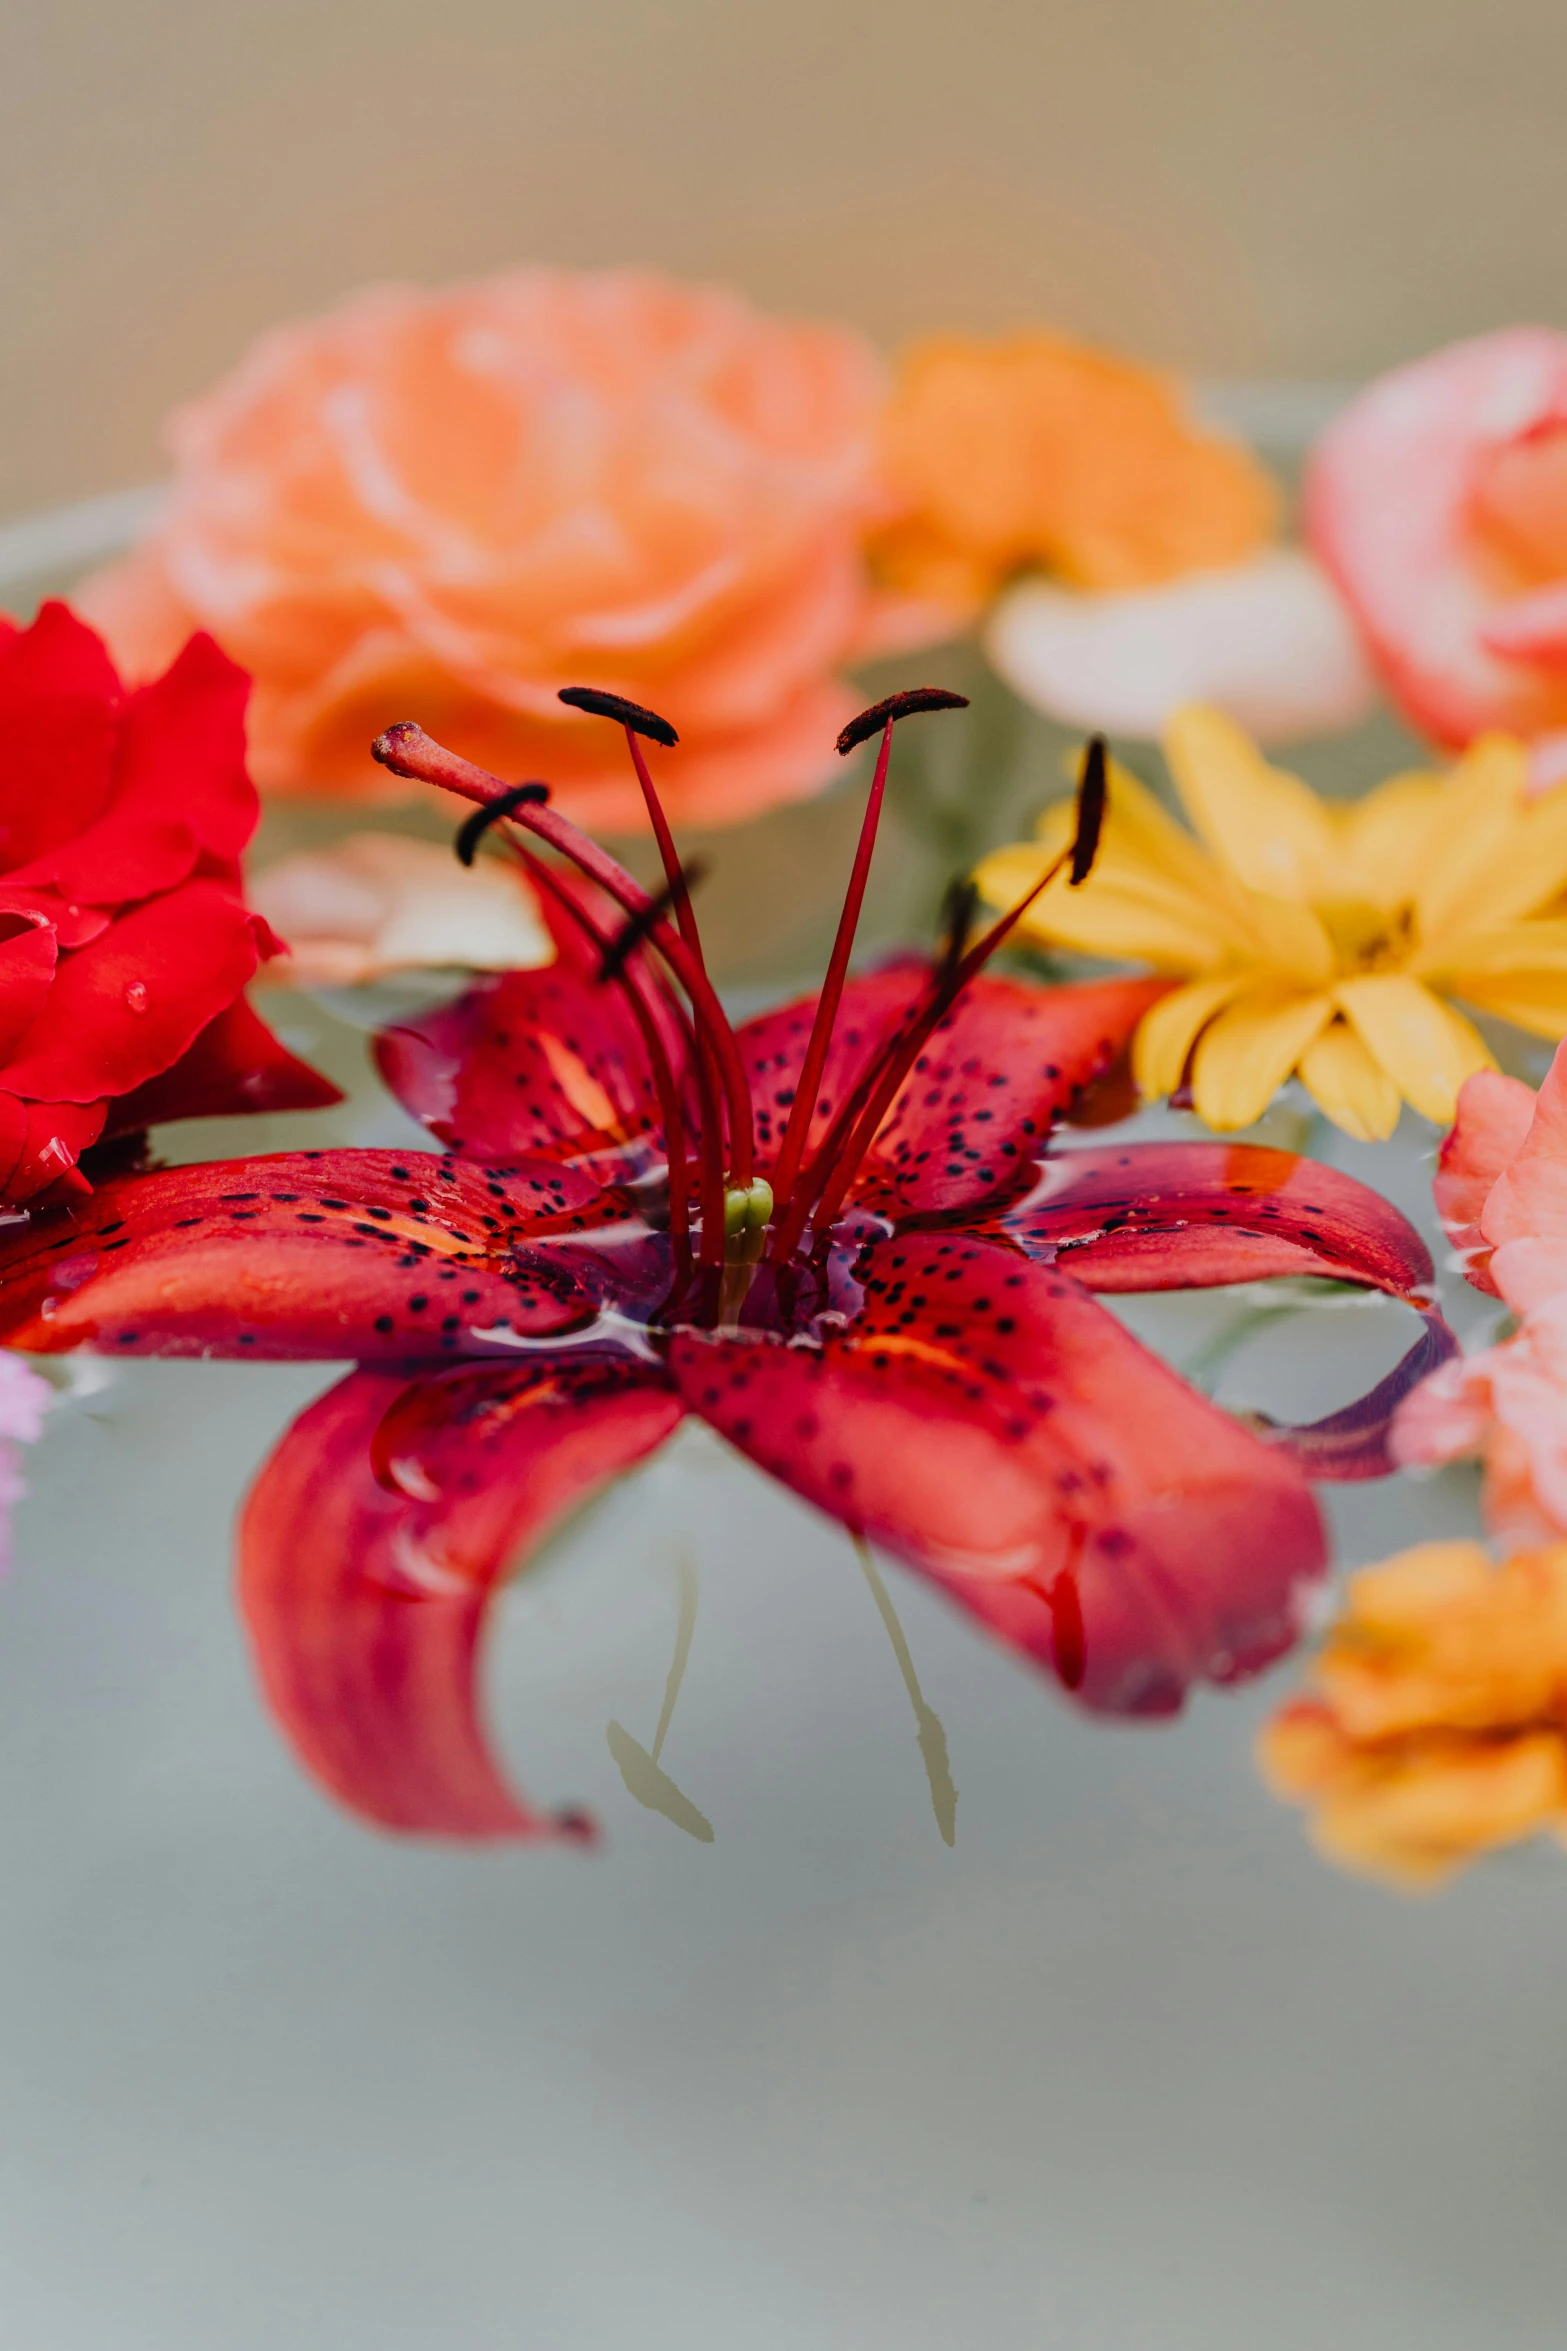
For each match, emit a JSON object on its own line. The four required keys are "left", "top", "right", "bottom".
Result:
{"left": 974, "top": 704, "right": 1567, "bottom": 1139}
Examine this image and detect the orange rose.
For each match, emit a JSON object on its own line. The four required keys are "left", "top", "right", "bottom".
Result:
{"left": 869, "top": 331, "right": 1277, "bottom": 608}
{"left": 81, "top": 271, "right": 903, "bottom": 831}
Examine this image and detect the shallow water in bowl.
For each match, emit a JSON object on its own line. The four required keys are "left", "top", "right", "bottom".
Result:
{"left": 1, "top": 994, "right": 1560, "bottom": 2351}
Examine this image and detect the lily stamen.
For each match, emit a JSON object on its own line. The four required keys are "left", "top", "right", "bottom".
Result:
{"left": 767, "top": 686, "right": 969, "bottom": 1228}
{"left": 372, "top": 721, "right": 756, "bottom": 1197}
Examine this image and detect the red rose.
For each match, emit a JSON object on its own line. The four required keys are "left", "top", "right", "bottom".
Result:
{"left": 0, "top": 601, "right": 338, "bottom": 1207}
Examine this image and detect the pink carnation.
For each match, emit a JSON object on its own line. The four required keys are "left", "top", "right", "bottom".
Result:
{"left": 1307, "top": 330, "right": 1567, "bottom": 779}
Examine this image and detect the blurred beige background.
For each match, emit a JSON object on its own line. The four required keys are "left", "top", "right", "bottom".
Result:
{"left": 2, "top": 0, "right": 1565, "bottom": 517}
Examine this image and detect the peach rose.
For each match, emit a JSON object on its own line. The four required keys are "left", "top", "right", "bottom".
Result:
{"left": 81, "top": 270, "right": 907, "bottom": 831}
{"left": 1306, "top": 329, "right": 1567, "bottom": 781}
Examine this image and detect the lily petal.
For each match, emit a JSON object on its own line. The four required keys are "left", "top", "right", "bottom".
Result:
{"left": 1335, "top": 973, "right": 1494, "bottom": 1125}
{"left": 851, "top": 973, "right": 1168, "bottom": 1218}
{"left": 0, "top": 1150, "right": 628, "bottom": 1358}
{"left": 375, "top": 883, "right": 679, "bottom": 1174}
{"left": 238, "top": 1359, "right": 680, "bottom": 1837}
{"left": 739, "top": 961, "right": 921, "bottom": 1176}
{"left": 997, "top": 1139, "right": 1439, "bottom": 1301}
{"left": 673, "top": 1236, "right": 1325, "bottom": 1716}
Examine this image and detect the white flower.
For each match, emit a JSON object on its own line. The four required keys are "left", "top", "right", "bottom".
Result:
{"left": 250, "top": 835, "right": 554, "bottom": 989}
{"left": 985, "top": 549, "right": 1376, "bottom": 745}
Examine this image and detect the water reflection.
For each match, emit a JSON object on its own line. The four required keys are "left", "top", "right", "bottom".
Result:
{"left": 606, "top": 1552, "right": 715, "bottom": 1842}
{"left": 854, "top": 1537, "right": 958, "bottom": 1846}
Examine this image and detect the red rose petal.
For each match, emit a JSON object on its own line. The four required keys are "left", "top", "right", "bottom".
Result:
{"left": 0, "top": 879, "right": 261, "bottom": 1103}
{"left": 0, "top": 920, "right": 57, "bottom": 1061}
{"left": 4, "top": 631, "right": 256, "bottom": 905}
{"left": 0, "top": 602, "right": 119, "bottom": 874}
{"left": 105, "top": 993, "right": 344, "bottom": 1133}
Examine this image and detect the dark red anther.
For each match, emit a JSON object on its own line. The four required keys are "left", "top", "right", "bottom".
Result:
{"left": 835, "top": 686, "right": 969, "bottom": 756}
{"left": 557, "top": 686, "right": 680, "bottom": 748}
{"left": 1071, "top": 736, "right": 1107, "bottom": 886}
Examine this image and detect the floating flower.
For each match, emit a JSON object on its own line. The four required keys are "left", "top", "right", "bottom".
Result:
{"left": 974, "top": 705, "right": 1567, "bottom": 1139}
{"left": 1306, "top": 329, "right": 1567, "bottom": 780}
{"left": 1259, "top": 1540, "right": 1567, "bottom": 1887}
{"left": 1394, "top": 1043, "right": 1567, "bottom": 1542}
{"left": 250, "top": 833, "right": 553, "bottom": 990}
{"left": 79, "top": 268, "right": 911, "bottom": 831}
{"left": 0, "top": 694, "right": 1450, "bottom": 1840}
{"left": 0, "top": 601, "right": 337, "bottom": 1208}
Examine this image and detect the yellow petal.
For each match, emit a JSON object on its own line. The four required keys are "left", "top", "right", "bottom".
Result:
{"left": 1441, "top": 772, "right": 1567, "bottom": 945}
{"left": 1132, "top": 972, "right": 1251, "bottom": 1098}
{"left": 1409, "top": 734, "right": 1532, "bottom": 938}
{"left": 972, "top": 839, "right": 1230, "bottom": 970}
{"left": 1224, "top": 885, "right": 1336, "bottom": 987}
{"left": 1451, "top": 971, "right": 1567, "bottom": 1039}
{"left": 1334, "top": 974, "right": 1495, "bottom": 1125}
{"left": 1162, "top": 703, "right": 1339, "bottom": 902}
{"left": 1338, "top": 771, "right": 1448, "bottom": 909}
{"left": 1190, "top": 987, "right": 1334, "bottom": 1131}
{"left": 1297, "top": 1019, "right": 1404, "bottom": 1141}
{"left": 1421, "top": 919, "right": 1567, "bottom": 1037}
{"left": 1093, "top": 755, "right": 1249, "bottom": 915}
{"left": 1416, "top": 915, "right": 1567, "bottom": 981}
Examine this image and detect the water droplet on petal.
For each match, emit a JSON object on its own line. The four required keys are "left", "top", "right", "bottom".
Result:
{"left": 124, "top": 980, "right": 148, "bottom": 1013}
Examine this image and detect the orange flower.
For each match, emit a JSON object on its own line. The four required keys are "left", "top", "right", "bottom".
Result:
{"left": 81, "top": 270, "right": 905, "bottom": 831}
{"left": 1258, "top": 1541, "right": 1567, "bottom": 1887}
{"left": 868, "top": 332, "right": 1277, "bottom": 611}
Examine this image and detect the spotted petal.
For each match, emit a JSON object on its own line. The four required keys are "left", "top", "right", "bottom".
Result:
{"left": 673, "top": 1235, "right": 1325, "bottom": 1715}
{"left": 375, "top": 883, "right": 682, "bottom": 1176}
{"left": 846, "top": 972, "right": 1168, "bottom": 1218}
{"left": 990, "top": 1138, "right": 1452, "bottom": 1477}
{"left": 238, "top": 1359, "right": 681, "bottom": 1837}
{"left": 997, "top": 1140, "right": 1438, "bottom": 1298}
{"left": 0, "top": 1149, "right": 638, "bottom": 1359}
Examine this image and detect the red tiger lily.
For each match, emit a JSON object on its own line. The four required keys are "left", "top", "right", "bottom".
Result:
{"left": 0, "top": 693, "right": 1452, "bottom": 1841}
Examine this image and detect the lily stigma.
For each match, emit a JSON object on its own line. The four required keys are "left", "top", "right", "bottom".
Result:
{"left": 0, "top": 688, "right": 1454, "bottom": 1842}
{"left": 976, "top": 705, "right": 1567, "bottom": 1140}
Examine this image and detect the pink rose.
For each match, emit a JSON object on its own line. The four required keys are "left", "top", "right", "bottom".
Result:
{"left": 1306, "top": 329, "right": 1567, "bottom": 779}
